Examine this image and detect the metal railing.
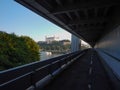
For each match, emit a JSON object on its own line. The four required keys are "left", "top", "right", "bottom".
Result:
{"left": 0, "top": 50, "right": 85, "bottom": 90}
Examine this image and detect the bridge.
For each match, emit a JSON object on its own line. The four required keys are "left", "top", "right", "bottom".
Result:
{"left": 0, "top": 0, "right": 120, "bottom": 90}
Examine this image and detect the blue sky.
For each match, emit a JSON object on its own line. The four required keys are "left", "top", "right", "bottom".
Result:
{"left": 0, "top": 0, "right": 71, "bottom": 41}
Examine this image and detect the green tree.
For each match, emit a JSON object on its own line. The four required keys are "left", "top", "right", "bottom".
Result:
{"left": 0, "top": 31, "right": 40, "bottom": 71}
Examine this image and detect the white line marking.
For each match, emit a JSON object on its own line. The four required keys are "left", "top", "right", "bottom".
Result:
{"left": 90, "top": 60, "right": 93, "bottom": 65}
{"left": 88, "top": 84, "right": 91, "bottom": 90}
{"left": 89, "top": 67, "right": 92, "bottom": 75}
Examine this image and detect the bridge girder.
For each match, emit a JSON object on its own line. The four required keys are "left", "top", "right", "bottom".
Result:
{"left": 15, "top": 0, "right": 120, "bottom": 47}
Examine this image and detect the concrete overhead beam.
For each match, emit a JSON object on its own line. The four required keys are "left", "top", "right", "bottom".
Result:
{"left": 51, "top": 1, "right": 120, "bottom": 15}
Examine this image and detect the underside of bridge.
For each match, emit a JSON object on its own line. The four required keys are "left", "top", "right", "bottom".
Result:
{"left": 16, "top": 0, "right": 120, "bottom": 47}
{"left": 15, "top": 0, "right": 120, "bottom": 89}
{"left": 1, "top": 0, "right": 120, "bottom": 90}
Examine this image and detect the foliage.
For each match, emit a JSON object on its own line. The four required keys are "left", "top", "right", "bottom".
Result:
{"left": 0, "top": 31, "right": 40, "bottom": 70}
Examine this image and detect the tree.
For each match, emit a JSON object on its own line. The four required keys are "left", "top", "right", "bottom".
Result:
{"left": 0, "top": 31, "right": 40, "bottom": 71}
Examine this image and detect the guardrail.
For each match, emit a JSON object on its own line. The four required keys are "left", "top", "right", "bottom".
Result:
{"left": 0, "top": 50, "right": 85, "bottom": 90}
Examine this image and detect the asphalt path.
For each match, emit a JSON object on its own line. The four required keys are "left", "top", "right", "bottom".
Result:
{"left": 42, "top": 50, "right": 112, "bottom": 90}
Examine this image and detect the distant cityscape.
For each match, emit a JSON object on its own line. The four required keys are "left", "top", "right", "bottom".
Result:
{"left": 38, "top": 36, "right": 71, "bottom": 45}
{"left": 37, "top": 36, "right": 90, "bottom": 52}
{"left": 46, "top": 36, "right": 59, "bottom": 44}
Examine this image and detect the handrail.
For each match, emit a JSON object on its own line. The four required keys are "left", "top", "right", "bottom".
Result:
{"left": 0, "top": 50, "right": 85, "bottom": 90}
{"left": 0, "top": 51, "right": 76, "bottom": 84}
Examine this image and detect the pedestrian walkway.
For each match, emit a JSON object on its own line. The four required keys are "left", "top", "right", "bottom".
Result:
{"left": 42, "top": 50, "right": 113, "bottom": 90}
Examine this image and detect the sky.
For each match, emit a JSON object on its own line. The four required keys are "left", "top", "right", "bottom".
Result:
{"left": 0, "top": 0, "right": 71, "bottom": 42}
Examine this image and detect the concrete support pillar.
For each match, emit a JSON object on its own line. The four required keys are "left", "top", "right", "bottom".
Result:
{"left": 71, "top": 34, "right": 81, "bottom": 52}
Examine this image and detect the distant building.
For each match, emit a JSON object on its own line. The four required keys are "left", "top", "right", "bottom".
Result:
{"left": 60, "top": 40, "right": 71, "bottom": 45}
{"left": 45, "top": 36, "right": 59, "bottom": 44}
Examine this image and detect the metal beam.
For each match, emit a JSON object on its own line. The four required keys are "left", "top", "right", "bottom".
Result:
{"left": 103, "top": 7, "right": 110, "bottom": 16}
{"left": 66, "top": 18, "right": 107, "bottom": 26}
{"left": 55, "top": 0, "right": 63, "bottom": 6}
{"left": 51, "top": 1, "right": 120, "bottom": 15}
{"left": 94, "top": 8, "right": 98, "bottom": 17}
{"left": 75, "top": 26, "right": 104, "bottom": 32}
{"left": 84, "top": 10, "right": 89, "bottom": 19}
{"left": 65, "top": 12, "right": 73, "bottom": 20}
{"left": 74, "top": 11, "right": 80, "bottom": 19}
{"left": 68, "top": 0, "right": 73, "bottom": 4}
{"left": 43, "top": 0, "right": 53, "bottom": 9}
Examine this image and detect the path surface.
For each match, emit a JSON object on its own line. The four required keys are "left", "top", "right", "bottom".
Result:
{"left": 42, "top": 50, "right": 112, "bottom": 90}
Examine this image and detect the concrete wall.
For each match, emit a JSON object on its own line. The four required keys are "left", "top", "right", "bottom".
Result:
{"left": 95, "top": 26, "right": 120, "bottom": 89}
{"left": 95, "top": 26, "right": 120, "bottom": 58}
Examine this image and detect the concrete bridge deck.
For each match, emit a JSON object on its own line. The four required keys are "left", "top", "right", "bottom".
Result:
{"left": 43, "top": 50, "right": 113, "bottom": 90}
